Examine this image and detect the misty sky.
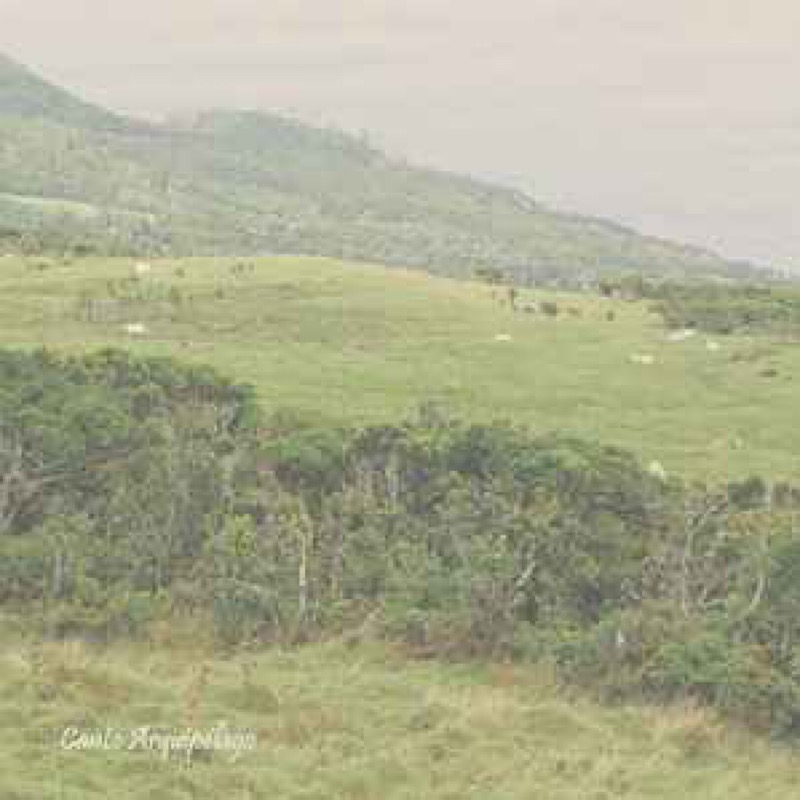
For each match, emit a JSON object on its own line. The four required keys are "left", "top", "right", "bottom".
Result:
{"left": 2, "top": 0, "right": 800, "bottom": 268}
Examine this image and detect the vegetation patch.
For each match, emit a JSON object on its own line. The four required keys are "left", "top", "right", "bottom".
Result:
{"left": 2, "top": 349, "right": 800, "bottom": 741}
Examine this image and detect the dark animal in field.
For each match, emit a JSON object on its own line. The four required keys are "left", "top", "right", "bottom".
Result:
{"left": 540, "top": 301, "right": 559, "bottom": 317}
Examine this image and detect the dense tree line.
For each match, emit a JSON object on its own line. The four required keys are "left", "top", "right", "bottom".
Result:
{"left": 598, "top": 275, "right": 800, "bottom": 334}
{"left": 2, "top": 350, "right": 800, "bottom": 735}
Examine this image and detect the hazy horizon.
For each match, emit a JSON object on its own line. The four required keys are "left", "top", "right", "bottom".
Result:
{"left": 2, "top": 0, "right": 799, "bottom": 269}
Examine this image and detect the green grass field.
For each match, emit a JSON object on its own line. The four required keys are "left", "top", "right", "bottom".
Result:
{"left": 2, "top": 614, "right": 798, "bottom": 800}
{"left": 1, "top": 254, "right": 797, "bottom": 481}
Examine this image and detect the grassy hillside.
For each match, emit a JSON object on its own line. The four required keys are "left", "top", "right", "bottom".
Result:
{"left": 0, "top": 54, "right": 760, "bottom": 283}
{"left": 1, "top": 254, "right": 798, "bottom": 481}
{"left": 2, "top": 615, "right": 798, "bottom": 800}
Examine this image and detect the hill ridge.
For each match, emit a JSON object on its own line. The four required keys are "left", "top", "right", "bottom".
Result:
{"left": 0, "top": 52, "right": 136, "bottom": 131}
{"left": 0, "top": 53, "right": 767, "bottom": 283}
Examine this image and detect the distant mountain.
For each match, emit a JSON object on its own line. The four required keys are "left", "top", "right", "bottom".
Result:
{"left": 0, "top": 53, "right": 766, "bottom": 283}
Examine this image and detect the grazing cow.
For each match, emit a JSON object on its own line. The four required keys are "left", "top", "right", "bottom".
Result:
{"left": 630, "top": 353, "right": 655, "bottom": 365}
{"left": 666, "top": 329, "right": 696, "bottom": 343}
{"left": 124, "top": 322, "right": 148, "bottom": 336}
{"left": 648, "top": 460, "right": 668, "bottom": 481}
{"left": 134, "top": 262, "right": 152, "bottom": 276}
{"left": 494, "top": 334, "right": 513, "bottom": 342}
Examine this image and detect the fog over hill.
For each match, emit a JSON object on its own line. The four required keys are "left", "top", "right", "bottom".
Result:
{"left": 2, "top": 1, "right": 798, "bottom": 270}
{"left": 0, "top": 52, "right": 766, "bottom": 283}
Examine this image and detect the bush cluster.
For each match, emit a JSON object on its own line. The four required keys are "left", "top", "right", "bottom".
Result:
{"left": 2, "top": 350, "right": 800, "bottom": 735}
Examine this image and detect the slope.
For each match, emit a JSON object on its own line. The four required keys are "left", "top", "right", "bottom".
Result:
{"left": 0, "top": 254, "right": 797, "bottom": 481}
{"left": 0, "top": 53, "right": 131, "bottom": 131}
{"left": 0, "top": 54, "right": 763, "bottom": 282}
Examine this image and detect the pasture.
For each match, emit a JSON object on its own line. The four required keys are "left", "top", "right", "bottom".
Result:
{"left": 0, "top": 254, "right": 798, "bottom": 481}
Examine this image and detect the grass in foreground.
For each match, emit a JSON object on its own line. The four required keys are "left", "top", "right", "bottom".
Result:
{"left": 0, "top": 255, "right": 798, "bottom": 481}
{"left": 1, "top": 616, "right": 798, "bottom": 800}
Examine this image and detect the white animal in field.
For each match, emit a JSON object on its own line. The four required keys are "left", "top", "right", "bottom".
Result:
{"left": 134, "top": 262, "right": 152, "bottom": 276}
{"left": 706, "top": 340, "right": 721, "bottom": 352}
{"left": 124, "top": 322, "right": 148, "bottom": 336}
{"left": 630, "top": 353, "right": 655, "bottom": 365}
{"left": 494, "top": 334, "right": 513, "bottom": 342}
{"left": 666, "top": 329, "right": 696, "bottom": 343}
{"left": 648, "top": 460, "right": 668, "bottom": 481}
